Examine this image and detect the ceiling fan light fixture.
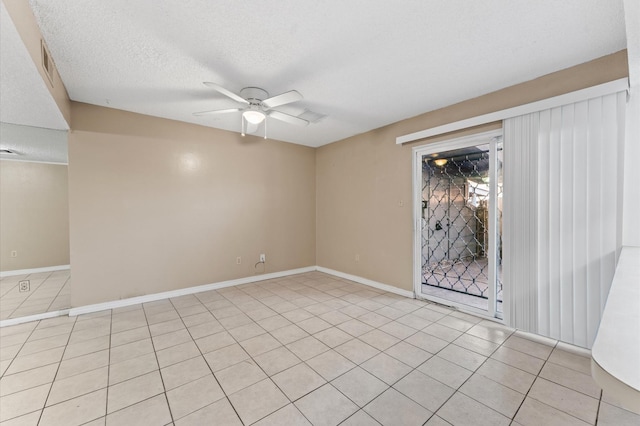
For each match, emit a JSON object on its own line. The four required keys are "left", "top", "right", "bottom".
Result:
{"left": 243, "top": 110, "right": 265, "bottom": 124}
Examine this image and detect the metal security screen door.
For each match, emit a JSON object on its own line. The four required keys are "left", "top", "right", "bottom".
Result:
{"left": 413, "top": 131, "right": 503, "bottom": 318}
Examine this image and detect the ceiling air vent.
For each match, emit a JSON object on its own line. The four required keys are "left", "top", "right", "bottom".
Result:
{"left": 299, "top": 110, "right": 327, "bottom": 124}
{"left": 41, "top": 39, "right": 55, "bottom": 86}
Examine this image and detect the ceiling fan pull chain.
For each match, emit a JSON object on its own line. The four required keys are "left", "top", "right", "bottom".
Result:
{"left": 264, "top": 116, "right": 268, "bottom": 139}
{"left": 241, "top": 114, "right": 245, "bottom": 137}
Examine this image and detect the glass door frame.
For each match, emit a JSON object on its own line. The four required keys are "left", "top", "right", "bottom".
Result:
{"left": 412, "top": 129, "right": 503, "bottom": 320}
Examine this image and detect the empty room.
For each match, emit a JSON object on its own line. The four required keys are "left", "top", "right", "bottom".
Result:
{"left": 0, "top": 1, "right": 638, "bottom": 425}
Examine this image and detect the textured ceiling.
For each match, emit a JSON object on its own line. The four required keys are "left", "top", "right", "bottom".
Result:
{"left": 0, "top": 2, "right": 67, "bottom": 131}
{"left": 26, "top": 0, "right": 627, "bottom": 147}
{"left": 624, "top": 0, "right": 640, "bottom": 87}
{"left": 0, "top": 122, "right": 67, "bottom": 163}
{"left": 0, "top": 1, "right": 68, "bottom": 164}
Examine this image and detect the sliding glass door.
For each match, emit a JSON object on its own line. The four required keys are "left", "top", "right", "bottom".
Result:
{"left": 413, "top": 131, "right": 503, "bottom": 319}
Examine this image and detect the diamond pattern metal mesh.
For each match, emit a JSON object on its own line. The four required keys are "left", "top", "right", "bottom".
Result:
{"left": 421, "top": 148, "right": 500, "bottom": 303}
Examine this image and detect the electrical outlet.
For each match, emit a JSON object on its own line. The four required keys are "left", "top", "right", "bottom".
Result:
{"left": 11, "top": 250, "right": 17, "bottom": 258}
{"left": 236, "top": 256, "right": 241, "bottom": 264}
{"left": 19, "top": 280, "right": 30, "bottom": 292}
{"left": 259, "top": 254, "right": 266, "bottom": 262}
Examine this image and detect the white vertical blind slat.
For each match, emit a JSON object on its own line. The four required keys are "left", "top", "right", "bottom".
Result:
{"left": 549, "top": 107, "right": 563, "bottom": 340}
{"left": 601, "top": 94, "right": 620, "bottom": 309}
{"left": 503, "top": 114, "right": 538, "bottom": 332}
{"left": 615, "top": 92, "right": 626, "bottom": 253}
{"left": 537, "top": 110, "right": 551, "bottom": 337}
{"left": 504, "top": 91, "right": 626, "bottom": 348}
{"left": 560, "top": 104, "right": 575, "bottom": 344}
{"left": 573, "top": 100, "right": 589, "bottom": 348}
{"left": 586, "top": 97, "right": 604, "bottom": 346}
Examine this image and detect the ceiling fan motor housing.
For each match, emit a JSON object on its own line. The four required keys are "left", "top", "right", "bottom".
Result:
{"left": 240, "top": 87, "right": 269, "bottom": 108}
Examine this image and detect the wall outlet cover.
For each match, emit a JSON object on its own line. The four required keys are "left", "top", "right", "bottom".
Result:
{"left": 19, "top": 280, "right": 30, "bottom": 292}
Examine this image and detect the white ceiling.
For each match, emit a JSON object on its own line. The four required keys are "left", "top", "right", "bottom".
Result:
{"left": 0, "top": 122, "right": 68, "bottom": 163}
{"left": 17, "top": 1, "right": 630, "bottom": 147}
{"left": 0, "top": 3, "right": 69, "bottom": 130}
{"left": 624, "top": 0, "right": 640, "bottom": 87}
{"left": 0, "top": 2, "right": 67, "bottom": 131}
{"left": 0, "top": 1, "right": 68, "bottom": 163}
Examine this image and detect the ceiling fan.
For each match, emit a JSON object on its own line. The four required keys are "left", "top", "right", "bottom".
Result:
{"left": 193, "top": 82, "right": 322, "bottom": 138}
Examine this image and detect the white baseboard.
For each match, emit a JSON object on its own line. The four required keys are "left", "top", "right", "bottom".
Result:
{"left": 557, "top": 340, "right": 592, "bottom": 357}
{"left": 2, "top": 265, "right": 413, "bottom": 323}
{"left": 513, "top": 329, "right": 558, "bottom": 347}
{"left": 0, "top": 264, "right": 70, "bottom": 278}
{"left": 316, "top": 266, "right": 415, "bottom": 298}
{"left": 68, "top": 266, "right": 316, "bottom": 316}
{"left": 0, "top": 309, "right": 70, "bottom": 328}
{"left": 512, "top": 328, "right": 592, "bottom": 355}
{"left": 69, "top": 265, "right": 415, "bottom": 317}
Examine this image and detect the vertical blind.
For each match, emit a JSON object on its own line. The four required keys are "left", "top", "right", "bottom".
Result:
{"left": 503, "top": 91, "right": 626, "bottom": 348}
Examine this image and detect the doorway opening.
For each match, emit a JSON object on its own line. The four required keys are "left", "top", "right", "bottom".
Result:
{"left": 413, "top": 131, "right": 503, "bottom": 319}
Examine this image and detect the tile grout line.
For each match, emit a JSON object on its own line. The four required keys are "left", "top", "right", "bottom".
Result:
{"left": 261, "top": 277, "right": 496, "bottom": 422}
{"left": 507, "top": 339, "right": 568, "bottom": 425}
{"left": 0, "top": 318, "right": 43, "bottom": 422}
{"left": 239, "top": 286, "right": 371, "bottom": 425}
{"left": 207, "top": 287, "right": 312, "bottom": 426}
{"left": 209, "top": 277, "right": 365, "bottom": 424}
{"left": 398, "top": 330, "right": 514, "bottom": 424}
{"left": 166, "top": 296, "right": 235, "bottom": 424}
{"left": 486, "top": 332, "right": 553, "bottom": 425}
{"left": 212, "top": 278, "right": 421, "bottom": 424}
{"left": 1, "top": 272, "right": 619, "bottom": 426}
{"left": 142, "top": 301, "right": 176, "bottom": 425}
{"left": 456, "top": 335, "right": 600, "bottom": 426}
{"left": 186, "top": 291, "right": 251, "bottom": 424}
{"left": 14, "top": 272, "right": 47, "bottom": 314}
{"left": 103, "top": 308, "right": 113, "bottom": 424}
{"left": 0, "top": 320, "right": 74, "bottom": 379}
{"left": 12, "top": 271, "right": 54, "bottom": 318}
{"left": 528, "top": 376, "right": 601, "bottom": 424}
{"left": 1, "top": 278, "right": 23, "bottom": 319}
{"left": 42, "top": 275, "right": 70, "bottom": 315}
{"left": 2, "top": 270, "right": 69, "bottom": 320}
{"left": 36, "top": 313, "right": 78, "bottom": 426}
{"left": 594, "top": 388, "right": 604, "bottom": 425}
{"left": 0, "top": 325, "right": 38, "bottom": 380}
{"left": 301, "top": 278, "right": 440, "bottom": 423}
{"left": 390, "top": 307, "right": 557, "bottom": 421}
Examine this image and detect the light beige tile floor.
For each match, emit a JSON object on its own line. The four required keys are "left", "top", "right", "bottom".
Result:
{"left": 0, "top": 270, "right": 71, "bottom": 320}
{"left": 0, "top": 271, "right": 638, "bottom": 425}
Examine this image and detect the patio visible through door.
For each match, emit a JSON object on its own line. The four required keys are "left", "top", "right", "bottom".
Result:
{"left": 414, "top": 131, "right": 503, "bottom": 318}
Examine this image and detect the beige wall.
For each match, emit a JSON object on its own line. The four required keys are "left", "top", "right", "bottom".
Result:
{"left": 66, "top": 51, "right": 628, "bottom": 306}
{"left": 316, "top": 51, "right": 629, "bottom": 292}
{"left": 0, "top": 160, "right": 70, "bottom": 271}
{"left": 69, "top": 103, "right": 316, "bottom": 306}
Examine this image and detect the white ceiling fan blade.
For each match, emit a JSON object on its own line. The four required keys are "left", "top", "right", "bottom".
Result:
{"left": 203, "top": 82, "right": 249, "bottom": 105}
{"left": 268, "top": 110, "right": 309, "bottom": 126}
{"left": 263, "top": 90, "right": 303, "bottom": 108}
{"left": 193, "top": 108, "right": 241, "bottom": 116}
